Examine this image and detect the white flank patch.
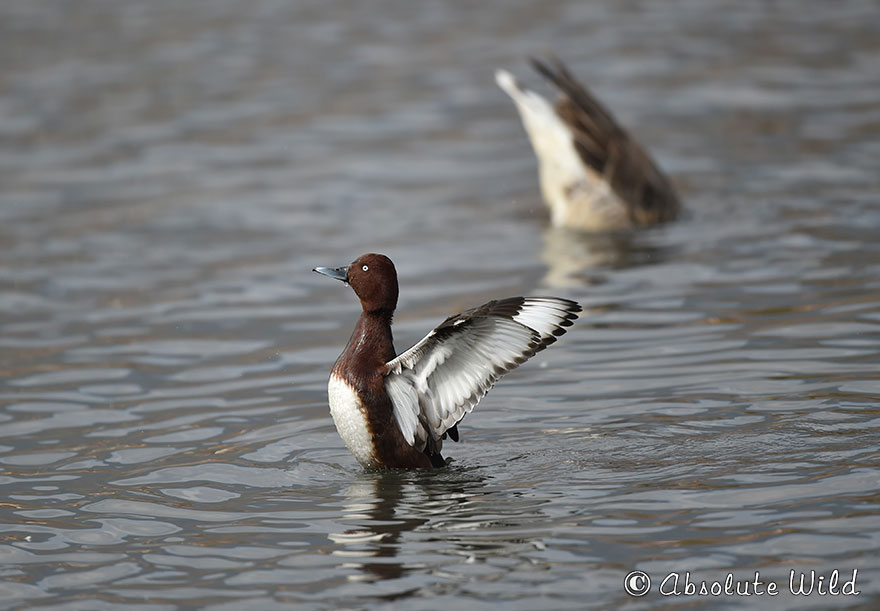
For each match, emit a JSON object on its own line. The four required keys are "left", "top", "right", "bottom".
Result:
{"left": 327, "top": 374, "right": 377, "bottom": 468}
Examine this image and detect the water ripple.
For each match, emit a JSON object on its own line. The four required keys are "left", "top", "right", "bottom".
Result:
{"left": 1, "top": 0, "right": 879, "bottom": 608}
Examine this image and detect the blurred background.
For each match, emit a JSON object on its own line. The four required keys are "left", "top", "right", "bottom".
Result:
{"left": 1, "top": 1, "right": 879, "bottom": 609}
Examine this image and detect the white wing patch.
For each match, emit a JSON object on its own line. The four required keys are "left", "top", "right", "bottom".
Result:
{"left": 384, "top": 297, "right": 580, "bottom": 453}
{"left": 385, "top": 374, "right": 421, "bottom": 445}
{"left": 512, "top": 296, "right": 580, "bottom": 340}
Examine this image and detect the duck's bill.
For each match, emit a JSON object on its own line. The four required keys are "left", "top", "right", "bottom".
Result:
{"left": 312, "top": 266, "right": 349, "bottom": 283}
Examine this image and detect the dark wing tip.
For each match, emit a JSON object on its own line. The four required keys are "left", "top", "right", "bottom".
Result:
{"left": 543, "top": 296, "right": 581, "bottom": 312}
{"left": 542, "top": 334, "right": 560, "bottom": 347}
{"left": 528, "top": 55, "right": 550, "bottom": 78}
{"left": 529, "top": 53, "right": 567, "bottom": 84}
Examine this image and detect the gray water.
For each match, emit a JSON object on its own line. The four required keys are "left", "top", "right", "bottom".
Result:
{"left": 2, "top": 1, "right": 879, "bottom": 609}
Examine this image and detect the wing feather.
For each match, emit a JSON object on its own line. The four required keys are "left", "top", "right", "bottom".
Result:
{"left": 384, "top": 297, "right": 580, "bottom": 453}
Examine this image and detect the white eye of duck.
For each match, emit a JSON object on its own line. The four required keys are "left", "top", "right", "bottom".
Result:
{"left": 362, "top": 265, "right": 369, "bottom": 272}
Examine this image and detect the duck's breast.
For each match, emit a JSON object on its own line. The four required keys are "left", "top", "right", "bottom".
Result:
{"left": 327, "top": 373, "right": 378, "bottom": 468}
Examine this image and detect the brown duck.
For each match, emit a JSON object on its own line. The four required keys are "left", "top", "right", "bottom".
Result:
{"left": 314, "top": 253, "right": 580, "bottom": 469}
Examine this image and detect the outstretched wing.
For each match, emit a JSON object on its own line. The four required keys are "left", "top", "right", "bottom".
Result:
{"left": 530, "top": 56, "right": 681, "bottom": 224}
{"left": 383, "top": 297, "right": 580, "bottom": 454}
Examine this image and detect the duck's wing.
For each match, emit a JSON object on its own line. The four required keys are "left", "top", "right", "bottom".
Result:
{"left": 530, "top": 56, "right": 681, "bottom": 224}
{"left": 383, "top": 297, "right": 580, "bottom": 455}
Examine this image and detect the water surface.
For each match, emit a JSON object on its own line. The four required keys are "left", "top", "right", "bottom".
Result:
{"left": 1, "top": 1, "right": 879, "bottom": 609}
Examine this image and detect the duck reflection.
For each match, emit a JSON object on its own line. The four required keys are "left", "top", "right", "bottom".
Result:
{"left": 541, "top": 225, "right": 672, "bottom": 287}
{"left": 328, "top": 467, "right": 486, "bottom": 582}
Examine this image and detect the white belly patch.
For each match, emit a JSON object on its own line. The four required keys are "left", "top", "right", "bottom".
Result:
{"left": 327, "top": 374, "right": 377, "bottom": 468}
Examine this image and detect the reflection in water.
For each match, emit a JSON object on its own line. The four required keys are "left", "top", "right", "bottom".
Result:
{"left": 329, "top": 468, "right": 488, "bottom": 582}
{"left": 540, "top": 225, "right": 672, "bottom": 287}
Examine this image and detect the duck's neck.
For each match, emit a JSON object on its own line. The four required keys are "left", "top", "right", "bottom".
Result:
{"left": 340, "top": 309, "right": 396, "bottom": 372}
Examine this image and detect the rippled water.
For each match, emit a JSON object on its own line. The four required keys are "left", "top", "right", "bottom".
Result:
{"left": 2, "top": 1, "right": 879, "bottom": 609}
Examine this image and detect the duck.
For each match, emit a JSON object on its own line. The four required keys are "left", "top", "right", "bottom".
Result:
{"left": 495, "top": 56, "right": 681, "bottom": 231}
{"left": 313, "top": 253, "right": 580, "bottom": 469}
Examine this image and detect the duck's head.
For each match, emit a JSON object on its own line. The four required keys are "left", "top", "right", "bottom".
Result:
{"left": 313, "top": 253, "right": 399, "bottom": 314}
